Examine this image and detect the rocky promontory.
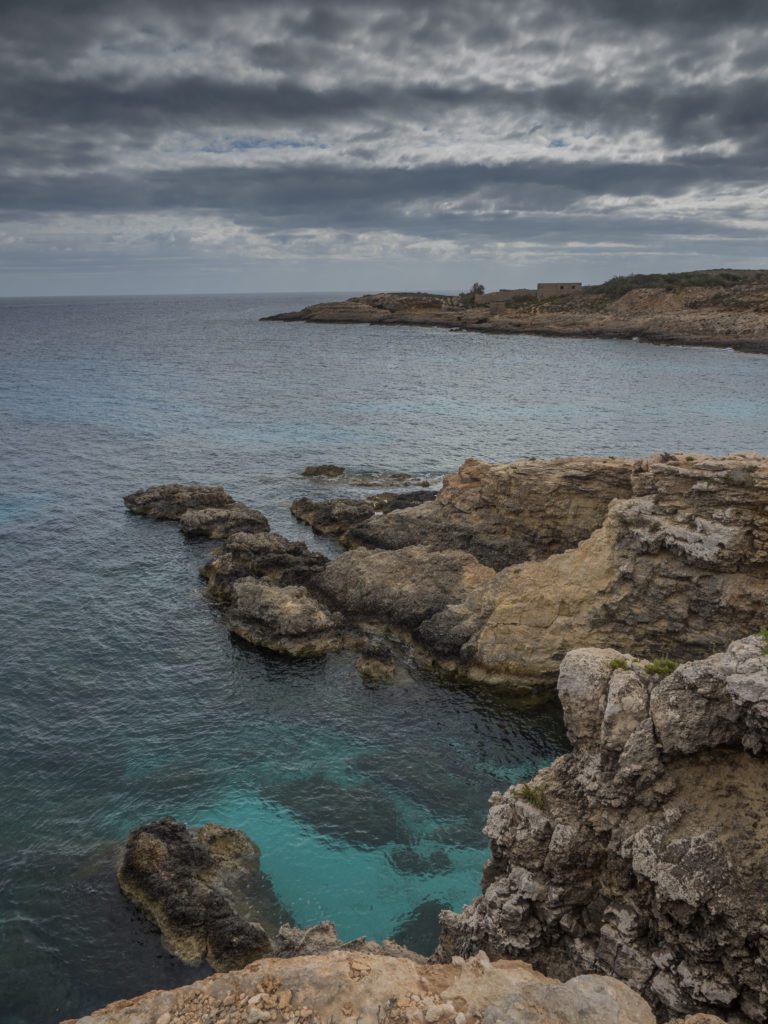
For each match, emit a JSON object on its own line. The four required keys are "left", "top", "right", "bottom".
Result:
{"left": 125, "top": 452, "right": 768, "bottom": 684}
{"left": 438, "top": 635, "right": 768, "bottom": 1021}
{"left": 118, "top": 818, "right": 282, "bottom": 971}
{"left": 263, "top": 272, "right": 768, "bottom": 354}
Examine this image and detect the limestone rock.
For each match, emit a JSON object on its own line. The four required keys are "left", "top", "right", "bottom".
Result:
{"left": 123, "top": 483, "right": 234, "bottom": 520}
{"left": 131, "top": 453, "right": 768, "bottom": 685}
{"left": 202, "top": 531, "right": 328, "bottom": 601}
{"left": 439, "top": 637, "right": 768, "bottom": 1021}
{"left": 63, "top": 949, "right": 656, "bottom": 1024}
{"left": 274, "top": 921, "right": 422, "bottom": 961}
{"left": 180, "top": 503, "right": 270, "bottom": 539}
{"left": 291, "top": 490, "right": 435, "bottom": 539}
{"left": 227, "top": 579, "right": 343, "bottom": 656}
{"left": 344, "top": 456, "right": 634, "bottom": 568}
{"left": 118, "top": 818, "right": 280, "bottom": 972}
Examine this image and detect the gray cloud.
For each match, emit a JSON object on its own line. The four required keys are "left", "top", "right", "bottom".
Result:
{"left": 1, "top": 0, "right": 766, "bottom": 294}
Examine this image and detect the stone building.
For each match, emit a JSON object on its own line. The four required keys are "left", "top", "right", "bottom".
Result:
{"left": 537, "top": 282, "right": 582, "bottom": 300}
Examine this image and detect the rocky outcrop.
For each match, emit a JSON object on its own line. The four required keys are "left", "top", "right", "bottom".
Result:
{"left": 202, "top": 531, "right": 328, "bottom": 601}
{"left": 124, "top": 483, "right": 235, "bottom": 520}
{"left": 128, "top": 453, "right": 768, "bottom": 684}
{"left": 227, "top": 579, "right": 345, "bottom": 656}
{"left": 118, "top": 819, "right": 284, "bottom": 971}
{"left": 180, "top": 504, "right": 270, "bottom": 539}
{"left": 65, "top": 948, "right": 661, "bottom": 1024}
{"left": 291, "top": 490, "right": 435, "bottom": 540}
{"left": 438, "top": 635, "right": 768, "bottom": 1021}
{"left": 340, "top": 456, "right": 634, "bottom": 568}
{"left": 301, "top": 464, "right": 434, "bottom": 487}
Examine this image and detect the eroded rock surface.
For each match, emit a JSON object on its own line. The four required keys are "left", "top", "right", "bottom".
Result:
{"left": 291, "top": 490, "right": 435, "bottom": 539}
{"left": 124, "top": 483, "right": 235, "bottom": 520}
{"left": 65, "top": 948, "right": 659, "bottom": 1024}
{"left": 125, "top": 453, "right": 768, "bottom": 684}
{"left": 180, "top": 504, "right": 270, "bottom": 539}
{"left": 118, "top": 818, "right": 282, "bottom": 971}
{"left": 438, "top": 635, "right": 768, "bottom": 1021}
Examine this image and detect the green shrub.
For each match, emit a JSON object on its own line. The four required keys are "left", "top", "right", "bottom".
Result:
{"left": 610, "top": 657, "right": 629, "bottom": 670}
{"left": 644, "top": 657, "right": 679, "bottom": 677}
{"left": 518, "top": 784, "right": 547, "bottom": 810}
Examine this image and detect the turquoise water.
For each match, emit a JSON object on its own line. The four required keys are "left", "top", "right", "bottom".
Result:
{"left": 1, "top": 294, "right": 767, "bottom": 1024}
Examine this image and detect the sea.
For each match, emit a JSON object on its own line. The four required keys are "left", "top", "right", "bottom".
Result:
{"left": 1, "top": 292, "right": 767, "bottom": 1024}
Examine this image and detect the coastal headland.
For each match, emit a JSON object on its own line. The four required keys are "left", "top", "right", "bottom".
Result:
{"left": 69, "top": 454, "right": 768, "bottom": 1023}
{"left": 263, "top": 269, "right": 768, "bottom": 354}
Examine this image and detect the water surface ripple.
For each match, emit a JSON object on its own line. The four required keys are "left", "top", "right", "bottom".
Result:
{"left": 1, "top": 294, "right": 766, "bottom": 1023}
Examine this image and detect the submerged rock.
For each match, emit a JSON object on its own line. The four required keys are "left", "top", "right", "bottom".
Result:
{"left": 302, "top": 463, "right": 345, "bottom": 477}
{"left": 118, "top": 818, "right": 277, "bottom": 971}
{"left": 123, "top": 483, "right": 234, "bottom": 520}
{"left": 438, "top": 635, "right": 768, "bottom": 1021}
{"left": 64, "top": 947, "right": 662, "bottom": 1024}
{"left": 355, "top": 638, "right": 396, "bottom": 681}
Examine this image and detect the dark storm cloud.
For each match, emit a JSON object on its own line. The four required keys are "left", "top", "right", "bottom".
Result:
{"left": 1, "top": 0, "right": 767, "bottom": 287}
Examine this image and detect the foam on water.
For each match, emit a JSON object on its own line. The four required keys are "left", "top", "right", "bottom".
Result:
{"left": 1, "top": 293, "right": 767, "bottom": 1024}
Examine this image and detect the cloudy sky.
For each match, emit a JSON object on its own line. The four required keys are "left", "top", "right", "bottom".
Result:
{"left": 2, "top": 0, "right": 767, "bottom": 295}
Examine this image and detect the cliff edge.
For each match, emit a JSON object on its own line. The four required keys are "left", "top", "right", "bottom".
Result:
{"left": 438, "top": 635, "right": 768, "bottom": 1021}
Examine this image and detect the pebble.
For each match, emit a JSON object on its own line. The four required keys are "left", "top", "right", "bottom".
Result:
{"left": 156, "top": 1014, "right": 171, "bottom": 1024}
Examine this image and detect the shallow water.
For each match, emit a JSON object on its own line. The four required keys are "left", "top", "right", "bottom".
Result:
{"left": 1, "top": 293, "right": 766, "bottom": 1024}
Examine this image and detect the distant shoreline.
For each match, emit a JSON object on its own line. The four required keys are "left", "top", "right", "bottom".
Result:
{"left": 263, "top": 303, "right": 768, "bottom": 356}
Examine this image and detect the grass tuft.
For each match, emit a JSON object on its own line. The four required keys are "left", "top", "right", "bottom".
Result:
{"left": 610, "top": 657, "right": 629, "bottom": 670}
{"left": 644, "top": 656, "right": 680, "bottom": 677}
{"left": 518, "top": 784, "right": 547, "bottom": 811}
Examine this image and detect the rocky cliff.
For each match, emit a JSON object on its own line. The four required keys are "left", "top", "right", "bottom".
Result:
{"left": 126, "top": 452, "right": 768, "bottom": 685}
{"left": 438, "top": 635, "right": 768, "bottom": 1021}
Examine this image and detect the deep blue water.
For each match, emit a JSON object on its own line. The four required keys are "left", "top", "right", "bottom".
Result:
{"left": 1, "top": 293, "right": 767, "bottom": 1024}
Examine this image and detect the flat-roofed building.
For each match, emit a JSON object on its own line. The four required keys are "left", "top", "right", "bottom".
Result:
{"left": 537, "top": 282, "right": 582, "bottom": 300}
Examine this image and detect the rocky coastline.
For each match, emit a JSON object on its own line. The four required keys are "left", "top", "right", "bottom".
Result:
{"left": 125, "top": 452, "right": 768, "bottom": 685}
{"left": 263, "top": 284, "right": 768, "bottom": 355}
{"left": 94, "top": 457, "right": 768, "bottom": 1024}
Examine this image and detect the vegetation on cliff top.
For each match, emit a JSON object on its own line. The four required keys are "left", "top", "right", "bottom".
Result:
{"left": 589, "top": 268, "right": 768, "bottom": 300}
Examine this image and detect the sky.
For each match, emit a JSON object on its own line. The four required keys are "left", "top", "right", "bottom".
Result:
{"left": 2, "top": 0, "right": 768, "bottom": 296}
